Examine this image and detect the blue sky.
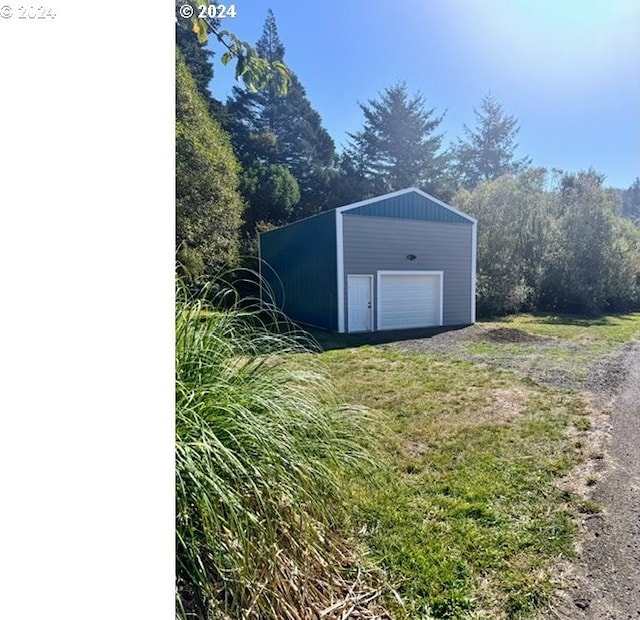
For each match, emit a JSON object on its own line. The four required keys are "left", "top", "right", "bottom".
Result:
{"left": 209, "top": 0, "right": 639, "bottom": 188}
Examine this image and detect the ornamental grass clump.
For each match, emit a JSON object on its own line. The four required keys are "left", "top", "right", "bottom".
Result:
{"left": 175, "top": 285, "right": 374, "bottom": 619}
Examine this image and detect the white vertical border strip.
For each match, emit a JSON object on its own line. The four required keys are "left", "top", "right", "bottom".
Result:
{"left": 471, "top": 220, "right": 477, "bottom": 324}
{"left": 367, "top": 274, "right": 373, "bottom": 332}
{"left": 439, "top": 272, "right": 444, "bottom": 326}
{"left": 376, "top": 271, "right": 382, "bottom": 332}
{"left": 257, "top": 231, "right": 263, "bottom": 310}
{"left": 336, "top": 210, "right": 345, "bottom": 333}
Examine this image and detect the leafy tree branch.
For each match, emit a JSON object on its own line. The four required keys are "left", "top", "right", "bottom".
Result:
{"left": 175, "top": 0, "right": 290, "bottom": 95}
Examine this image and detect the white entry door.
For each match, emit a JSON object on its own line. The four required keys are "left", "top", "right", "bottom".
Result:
{"left": 347, "top": 275, "right": 373, "bottom": 332}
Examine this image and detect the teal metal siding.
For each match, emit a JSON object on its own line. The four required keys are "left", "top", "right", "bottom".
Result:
{"left": 260, "top": 211, "right": 337, "bottom": 330}
{"left": 347, "top": 192, "right": 469, "bottom": 223}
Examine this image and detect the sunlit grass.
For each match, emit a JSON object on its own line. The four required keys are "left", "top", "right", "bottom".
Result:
{"left": 483, "top": 312, "right": 640, "bottom": 343}
{"left": 319, "top": 347, "right": 587, "bottom": 618}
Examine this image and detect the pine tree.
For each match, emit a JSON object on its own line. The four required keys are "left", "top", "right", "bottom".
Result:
{"left": 256, "top": 8, "right": 285, "bottom": 63}
{"left": 345, "top": 83, "right": 447, "bottom": 196}
{"left": 453, "top": 94, "right": 531, "bottom": 189}
{"left": 226, "top": 10, "right": 336, "bottom": 219}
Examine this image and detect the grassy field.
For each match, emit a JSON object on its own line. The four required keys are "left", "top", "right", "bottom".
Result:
{"left": 485, "top": 312, "right": 640, "bottom": 344}
{"left": 312, "top": 312, "right": 640, "bottom": 619}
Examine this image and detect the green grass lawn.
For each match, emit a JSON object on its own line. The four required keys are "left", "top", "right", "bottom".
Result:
{"left": 311, "top": 313, "right": 640, "bottom": 618}
{"left": 483, "top": 311, "right": 640, "bottom": 344}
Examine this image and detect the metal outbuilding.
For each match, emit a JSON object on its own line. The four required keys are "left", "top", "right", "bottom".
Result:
{"left": 259, "top": 188, "right": 477, "bottom": 333}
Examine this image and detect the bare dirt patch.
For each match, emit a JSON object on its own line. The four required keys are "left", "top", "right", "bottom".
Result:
{"left": 388, "top": 324, "right": 557, "bottom": 354}
{"left": 474, "top": 386, "right": 530, "bottom": 426}
{"left": 401, "top": 438, "right": 430, "bottom": 459}
{"left": 382, "top": 323, "right": 487, "bottom": 353}
{"left": 484, "top": 327, "right": 550, "bottom": 344}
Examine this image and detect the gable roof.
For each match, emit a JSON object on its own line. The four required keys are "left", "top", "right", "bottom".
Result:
{"left": 336, "top": 187, "right": 476, "bottom": 225}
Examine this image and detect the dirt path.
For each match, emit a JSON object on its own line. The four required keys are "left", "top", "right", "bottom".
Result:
{"left": 550, "top": 342, "right": 640, "bottom": 619}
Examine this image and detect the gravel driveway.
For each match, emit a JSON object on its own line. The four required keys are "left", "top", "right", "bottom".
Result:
{"left": 385, "top": 325, "right": 640, "bottom": 618}
{"left": 549, "top": 341, "right": 640, "bottom": 619}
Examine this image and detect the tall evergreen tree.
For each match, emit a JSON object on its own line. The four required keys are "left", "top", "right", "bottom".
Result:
{"left": 256, "top": 8, "right": 285, "bottom": 63}
{"left": 453, "top": 94, "right": 531, "bottom": 189}
{"left": 226, "top": 10, "right": 336, "bottom": 219}
{"left": 345, "top": 83, "right": 448, "bottom": 196}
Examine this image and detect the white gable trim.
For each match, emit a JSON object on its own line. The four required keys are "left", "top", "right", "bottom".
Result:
{"left": 336, "top": 187, "right": 477, "bottom": 225}
{"left": 335, "top": 187, "right": 418, "bottom": 214}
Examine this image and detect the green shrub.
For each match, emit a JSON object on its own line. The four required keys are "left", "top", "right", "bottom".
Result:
{"left": 176, "top": 50, "right": 245, "bottom": 278}
{"left": 175, "top": 284, "right": 372, "bottom": 619}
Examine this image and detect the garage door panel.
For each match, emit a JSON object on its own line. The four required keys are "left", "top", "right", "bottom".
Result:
{"left": 378, "top": 272, "right": 441, "bottom": 330}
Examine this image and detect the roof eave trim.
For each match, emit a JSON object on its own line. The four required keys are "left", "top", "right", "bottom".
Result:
{"left": 335, "top": 187, "right": 416, "bottom": 214}
{"left": 336, "top": 187, "right": 476, "bottom": 224}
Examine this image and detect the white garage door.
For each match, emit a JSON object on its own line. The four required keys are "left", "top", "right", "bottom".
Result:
{"left": 378, "top": 271, "right": 442, "bottom": 330}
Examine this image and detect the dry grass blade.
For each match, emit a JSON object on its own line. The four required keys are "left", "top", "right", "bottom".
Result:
{"left": 320, "top": 586, "right": 385, "bottom": 619}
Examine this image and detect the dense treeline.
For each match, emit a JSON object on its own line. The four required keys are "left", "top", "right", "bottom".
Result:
{"left": 455, "top": 169, "right": 640, "bottom": 316}
{"left": 176, "top": 8, "right": 640, "bottom": 315}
